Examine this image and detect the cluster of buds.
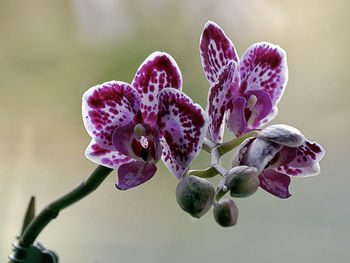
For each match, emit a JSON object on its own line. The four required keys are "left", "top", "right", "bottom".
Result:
{"left": 176, "top": 124, "right": 324, "bottom": 227}
{"left": 176, "top": 166, "right": 257, "bottom": 227}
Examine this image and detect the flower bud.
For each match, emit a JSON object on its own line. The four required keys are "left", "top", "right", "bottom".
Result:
{"left": 176, "top": 176, "right": 215, "bottom": 218}
{"left": 213, "top": 199, "right": 238, "bottom": 227}
{"left": 258, "top": 124, "right": 305, "bottom": 147}
{"left": 226, "top": 166, "right": 259, "bottom": 198}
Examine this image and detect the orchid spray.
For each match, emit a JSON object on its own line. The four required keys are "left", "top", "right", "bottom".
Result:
{"left": 9, "top": 21, "right": 324, "bottom": 262}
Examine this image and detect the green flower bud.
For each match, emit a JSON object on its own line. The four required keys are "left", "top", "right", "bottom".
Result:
{"left": 213, "top": 199, "right": 238, "bottom": 227}
{"left": 176, "top": 176, "right": 215, "bottom": 218}
{"left": 226, "top": 166, "right": 259, "bottom": 198}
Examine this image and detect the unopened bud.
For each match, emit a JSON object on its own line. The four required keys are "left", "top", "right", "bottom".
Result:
{"left": 226, "top": 166, "right": 259, "bottom": 198}
{"left": 258, "top": 124, "right": 305, "bottom": 147}
{"left": 176, "top": 176, "right": 215, "bottom": 218}
{"left": 213, "top": 199, "right": 238, "bottom": 227}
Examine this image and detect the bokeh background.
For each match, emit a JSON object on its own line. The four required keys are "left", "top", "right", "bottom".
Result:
{"left": 1, "top": 0, "right": 349, "bottom": 262}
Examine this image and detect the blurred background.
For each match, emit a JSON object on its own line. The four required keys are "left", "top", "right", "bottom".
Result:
{"left": 1, "top": 0, "right": 349, "bottom": 262}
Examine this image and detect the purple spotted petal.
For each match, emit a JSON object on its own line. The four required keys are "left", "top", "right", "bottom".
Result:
{"left": 132, "top": 52, "right": 182, "bottom": 124}
{"left": 112, "top": 122, "right": 162, "bottom": 162}
{"left": 85, "top": 140, "right": 133, "bottom": 169}
{"left": 116, "top": 161, "right": 157, "bottom": 190}
{"left": 273, "top": 140, "right": 325, "bottom": 176}
{"left": 160, "top": 137, "right": 188, "bottom": 179}
{"left": 239, "top": 42, "right": 288, "bottom": 106}
{"left": 207, "top": 61, "right": 240, "bottom": 142}
{"left": 268, "top": 146, "right": 297, "bottom": 168}
{"left": 82, "top": 81, "right": 140, "bottom": 150}
{"left": 157, "top": 88, "right": 208, "bottom": 178}
{"left": 225, "top": 96, "right": 247, "bottom": 137}
{"left": 200, "top": 21, "right": 239, "bottom": 84}
{"left": 259, "top": 169, "right": 291, "bottom": 199}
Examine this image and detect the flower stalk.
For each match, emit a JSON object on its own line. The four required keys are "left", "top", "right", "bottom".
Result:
{"left": 15, "top": 165, "right": 112, "bottom": 250}
{"left": 187, "top": 167, "right": 218, "bottom": 178}
{"left": 217, "top": 131, "right": 259, "bottom": 155}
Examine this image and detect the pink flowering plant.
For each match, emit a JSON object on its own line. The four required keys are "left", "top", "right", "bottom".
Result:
{"left": 10, "top": 21, "right": 324, "bottom": 262}
{"left": 82, "top": 52, "right": 208, "bottom": 190}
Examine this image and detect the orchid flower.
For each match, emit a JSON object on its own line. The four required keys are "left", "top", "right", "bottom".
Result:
{"left": 200, "top": 21, "right": 288, "bottom": 143}
{"left": 82, "top": 52, "right": 208, "bottom": 190}
{"left": 232, "top": 124, "right": 325, "bottom": 198}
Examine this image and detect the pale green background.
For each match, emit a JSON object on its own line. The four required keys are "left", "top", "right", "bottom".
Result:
{"left": 1, "top": 0, "right": 349, "bottom": 262}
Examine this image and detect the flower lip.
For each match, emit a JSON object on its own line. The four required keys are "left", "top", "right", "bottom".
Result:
{"left": 112, "top": 122, "right": 162, "bottom": 163}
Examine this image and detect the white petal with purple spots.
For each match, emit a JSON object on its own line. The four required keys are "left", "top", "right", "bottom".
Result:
{"left": 132, "top": 52, "right": 182, "bottom": 124}
{"left": 207, "top": 60, "right": 240, "bottom": 142}
{"left": 82, "top": 81, "right": 141, "bottom": 150}
{"left": 239, "top": 42, "right": 288, "bottom": 106}
{"left": 160, "top": 137, "right": 187, "bottom": 179}
{"left": 200, "top": 21, "right": 238, "bottom": 85}
{"left": 273, "top": 140, "right": 325, "bottom": 177}
{"left": 157, "top": 88, "right": 208, "bottom": 178}
{"left": 85, "top": 140, "right": 133, "bottom": 170}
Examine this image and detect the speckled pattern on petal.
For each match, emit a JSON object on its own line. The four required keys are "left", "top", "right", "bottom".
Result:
{"left": 132, "top": 52, "right": 182, "bottom": 124}
{"left": 157, "top": 88, "right": 208, "bottom": 178}
{"left": 200, "top": 21, "right": 238, "bottom": 84}
{"left": 82, "top": 81, "right": 140, "bottom": 150}
{"left": 160, "top": 137, "right": 187, "bottom": 179}
{"left": 207, "top": 61, "right": 240, "bottom": 142}
{"left": 273, "top": 140, "right": 325, "bottom": 176}
{"left": 85, "top": 140, "right": 133, "bottom": 170}
{"left": 239, "top": 42, "right": 288, "bottom": 105}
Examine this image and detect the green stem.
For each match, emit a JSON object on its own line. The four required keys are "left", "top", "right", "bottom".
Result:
{"left": 187, "top": 167, "right": 218, "bottom": 178}
{"left": 217, "top": 131, "right": 259, "bottom": 156}
{"left": 214, "top": 175, "right": 229, "bottom": 202}
{"left": 202, "top": 138, "right": 216, "bottom": 153}
{"left": 18, "top": 165, "right": 112, "bottom": 247}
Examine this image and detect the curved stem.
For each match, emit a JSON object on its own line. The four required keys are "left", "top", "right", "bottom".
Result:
{"left": 18, "top": 165, "right": 112, "bottom": 247}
